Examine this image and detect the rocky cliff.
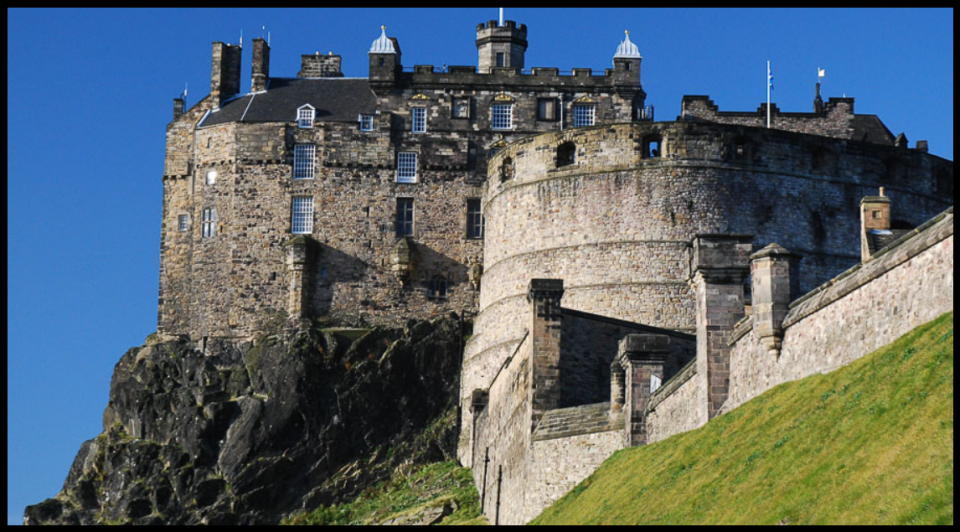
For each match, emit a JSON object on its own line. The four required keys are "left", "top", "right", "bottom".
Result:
{"left": 24, "top": 316, "right": 467, "bottom": 525}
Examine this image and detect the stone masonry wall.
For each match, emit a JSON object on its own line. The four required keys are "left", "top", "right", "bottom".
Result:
{"left": 645, "top": 360, "right": 703, "bottom": 444}
{"left": 462, "top": 121, "right": 952, "bottom": 467}
{"left": 526, "top": 402, "right": 624, "bottom": 523}
{"left": 726, "top": 208, "right": 954, "bottom": 411}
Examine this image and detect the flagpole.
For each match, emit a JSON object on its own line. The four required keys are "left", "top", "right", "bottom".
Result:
{"left": 767, "top": 61, "right": 771, "bottom": 129}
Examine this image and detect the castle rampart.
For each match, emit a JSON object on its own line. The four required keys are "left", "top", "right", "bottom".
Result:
{"left": 460, "top": 121, "right": 952, "bottom": 469}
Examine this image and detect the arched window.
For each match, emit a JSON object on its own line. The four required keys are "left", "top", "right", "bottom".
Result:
{"left": 429, "top": 276, "right": 448, "bottom": 299}
{"left": 557, "top": 142, "right": 576, "bottom": 167}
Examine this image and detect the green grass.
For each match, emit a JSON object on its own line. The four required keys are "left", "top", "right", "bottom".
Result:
{"left": 283, "top": 461, "right": 488, "bottom": 526}
{"left": 531, "top": 311, "right": 954, "bottom": 525}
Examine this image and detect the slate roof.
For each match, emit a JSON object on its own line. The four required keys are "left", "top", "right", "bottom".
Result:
{"left": 851, "top": 114, "right": 896, "bottom": 145}
{"left": 199, "top": 78, "right": 378, "bottom": 128}
{"left": 865, "top": 228, "right": 913, "bottom": 257}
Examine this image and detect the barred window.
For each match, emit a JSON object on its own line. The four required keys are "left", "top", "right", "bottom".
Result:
{"left": 293, "top": 144, "right": 315, "bottom": 179}
{"left": 491, "top": 103, "right": 513, "bottom": 130}
{"left": 411, "top": 107, "right": 427, "bottom": 133}
{"left": 291, "top": 196, "right": 314, "bottom": 234}
{"left": 359, "top": 114, "right": 374, "bottom": 131}
{"left": 397, "top": 152, "right": 418, "bottom": 183}
{"left": 573, "top": 104, "right": 595, "bottom": 127}
{"left": 178, "top": 214, "right": 189, "bottom": 232}
{"left": 466, "top": 199, "right": 484, "bottom": 239}
{"left": 297, "top": 106, "right": 315, "bottom": 129}
{"left": 201, "top": 208, "right": 217, "bottom": 238}
{"left": 396, "top": 198, "right": 414, "bottom": 237}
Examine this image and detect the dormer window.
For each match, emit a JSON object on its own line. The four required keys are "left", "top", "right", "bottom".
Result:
{"left": 297, "top": 105, "right": 315, "bottom": 129}
{"left": 359, "top": 114, "right": 374, "bottom": 131}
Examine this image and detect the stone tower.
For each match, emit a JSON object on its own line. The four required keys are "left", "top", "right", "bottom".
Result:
{"left": 476, "top": 19, "right": 527, "bottom": 72}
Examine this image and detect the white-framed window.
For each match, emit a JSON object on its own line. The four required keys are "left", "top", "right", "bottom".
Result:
{"left": 396, "top": 152, "right": 418, "bottom": 183}
{"left": 411, "top": 107, "right": 427, "bottom": 133}
{"left": 201, "top": 207, "right": 217, "bottom": 238}
{"left": 178, "top": 214, "right": 189, "bottom": 232}
{"left": 650, "top": 373, "right": 662, "bottom": 394}
{"left": 205, "top": 170, "right": 217, "bottom": 185}
{"left": 491, "top": 103, "right": 513, "bottom": 130}
{"left": 466, "top": 199, "right": 484, "bottom": 239}
{"left": 297, "top": 105, "right": 315, "bottom": 129}
{"left": 359, "top": 114, "right": 374, "bottom": 131}
{"left": 293, "top": 144, "right": 316, "bottom": 180}
{"left": 291, "top": 196, "right": 314, "bottom": 234}
{"left": 573, "top": 104, "right": 595, "bottom": 127}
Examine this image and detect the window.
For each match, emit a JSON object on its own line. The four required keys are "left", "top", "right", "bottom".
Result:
{"left": 557, "top": 142, "right": 576, "bottom": 167}
{"left": 650, "top": 374, "right": 662, "bottom": 394}
{"left": 201, "top": 208, "right": 217, "bottom": 238}
{"left": 642, "top": 135, "right": 662, "bottom": 158}
{"left": 396, "top": 198, "right": 414, "bottom": 237}
{"left": 537, "top": 98, "right": 557, "bottom": 121}
{"left": 491, "top": 103, "right": 513, "bottom": 130}
{"left": 411, "top": 107, "right": 427, "bottom": 133}
{"left": 872, "top": 210, "right": 883, "bottom": 219}
{"left": 466, "top": 199, "right": 484, "bottom": 239}
{"left": 396, "top": 152, "right": 418, "bottom": 183}
{"left": 291, "top": 196, "right": 314, "bottom": 234}
{"left": 178, "top": 214, "right": 188, "bottom": 232}
{"left": 429, "top": 276, "right": 448, "bottom": 299}
{"left": 573, "top": 104, "right": 595, "bottom": 127}
{"left": 496, "top": 52, "right": 505, "bottom": 67}
{"left": 452, "top": 97, "right": 470, "bottom": 119}
{"left": 359, "top": 115, "right": 374, "bottom": 131}
{"left": 500, "top": 157, "right": 514, "bottom": 182}
{"left": 206, "top": 170, "right": 217, "bottom": 185}
{"left": 297, "top": 106, "right": 315, "bottom": 129}
{"left": 293, "top": 144, "right": 315, "bottom": 179}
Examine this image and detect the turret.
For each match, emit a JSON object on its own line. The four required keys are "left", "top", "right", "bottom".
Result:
{"left": 476, "top": 20, "right": 527, "bottom": 73}
{"left": 612, "top": 30, "right": 641, "bottom": 84}
{"left": 369, "top": 25, "right": 401, "bottom": 89}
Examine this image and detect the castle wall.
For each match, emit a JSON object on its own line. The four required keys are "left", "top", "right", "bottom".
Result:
{"left": 645, "top": 360, "right": 704, "bottom": 444}
{"left": 461, "top": 121, "right": 952, "bottom": 469}
{"left": 526, "top": 402, "right": 624, "bottom": 523}
{"left": 725, "top": 208, "right": 954, "bottom": 412}
{"left": 471, "top": 334, "right": 532, "bottom": 526}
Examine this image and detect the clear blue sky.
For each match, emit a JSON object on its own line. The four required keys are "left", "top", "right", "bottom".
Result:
{"left": 7, "top": 8, "right": 953, "bottom": 525}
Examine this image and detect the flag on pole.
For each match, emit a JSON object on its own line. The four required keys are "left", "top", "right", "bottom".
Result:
{"left": 818, "top": 67, "right": 825, "bottom": 81}
{"left": 768, "top": 62, "right": 774, "bottom": 92}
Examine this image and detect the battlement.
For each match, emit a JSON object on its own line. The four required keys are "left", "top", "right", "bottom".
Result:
{"left": 679, "top": 94, "right": 896, "bottom": 146}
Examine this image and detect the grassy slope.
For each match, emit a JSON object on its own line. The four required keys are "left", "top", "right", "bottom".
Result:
{"left": 532, "top": 311, "right": 954, "bottom": 525}
{"left": 283, "top": 460, "right": 489, "bottom": 526}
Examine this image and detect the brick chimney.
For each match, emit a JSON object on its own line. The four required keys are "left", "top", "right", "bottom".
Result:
{"left": 251, "top": 38, "right": 270, "bottom": 92}
{"left": 860, "top": 188, "right": 892, "bottom": 261}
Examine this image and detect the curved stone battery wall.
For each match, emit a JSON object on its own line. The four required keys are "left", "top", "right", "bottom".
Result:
{"left": 458, "top": 121, "right": 952, "bottom": 464}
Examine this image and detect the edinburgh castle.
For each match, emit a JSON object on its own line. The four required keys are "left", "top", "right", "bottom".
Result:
{"left": 158, "top": 16, "right": 953, "bottom": 524}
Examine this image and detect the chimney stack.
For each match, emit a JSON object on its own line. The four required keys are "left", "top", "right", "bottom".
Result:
{"left": 251, "top": 38, "right": 270, "bottom": 92}
{"left": 173, "top": 97, "right": 185, "bottom": 120}
{"left": 210, "top": 42, "right": 242, "bottom": 107}
{"left": 860, "top": 188, "right": 892, "bottom": 262}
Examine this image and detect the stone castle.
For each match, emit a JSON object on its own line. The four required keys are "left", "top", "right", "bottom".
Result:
{"left": 158, "top": 15, "right": 954, "bottom": 524}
